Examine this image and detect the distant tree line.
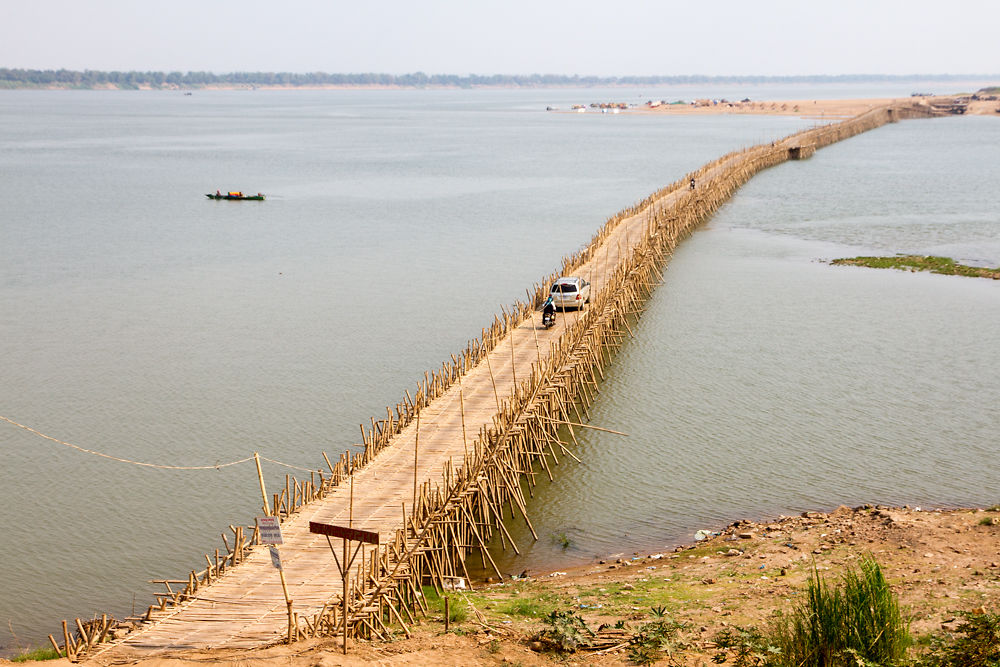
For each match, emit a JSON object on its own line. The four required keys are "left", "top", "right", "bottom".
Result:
{"left": 0, "top": 68, "right": 990, "bottom": 90}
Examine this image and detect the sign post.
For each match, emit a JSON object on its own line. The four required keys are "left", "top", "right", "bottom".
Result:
{"left": 258, "top": 516, "right": 294, "bottom": 642}
{"left": 309, "top": 521, "right": 379, "bottom": 655}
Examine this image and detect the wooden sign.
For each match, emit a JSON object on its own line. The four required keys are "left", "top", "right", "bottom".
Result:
{"left": 309, "top": 521, "right": 378, "bottom": 545}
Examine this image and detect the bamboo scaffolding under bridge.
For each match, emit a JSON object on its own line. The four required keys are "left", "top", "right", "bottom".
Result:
{"left": 70, "top": 101, "right": 937, "bottom": 662}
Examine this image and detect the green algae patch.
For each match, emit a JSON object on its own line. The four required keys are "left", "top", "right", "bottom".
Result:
{"left": 831, "top": 255, "right": 1000, "bottom": 280}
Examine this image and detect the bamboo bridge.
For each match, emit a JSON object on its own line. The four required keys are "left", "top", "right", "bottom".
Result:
{"left": 68, "top": 101, "right": 933, "bottom": 663}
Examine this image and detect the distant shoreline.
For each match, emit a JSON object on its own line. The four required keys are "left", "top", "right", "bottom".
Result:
{"left": 0, "top": 68, "right": 996, "bottom": 92}
{"left": 2, "top": 83, "right": 996, "bottom": 94}
{"left": 3, "top": 84, "right": 997, "bottom": 119}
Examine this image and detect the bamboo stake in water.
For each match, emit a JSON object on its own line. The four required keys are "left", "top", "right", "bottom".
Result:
{"left": 254, "top": 452, "right": 270, "bottom": 516}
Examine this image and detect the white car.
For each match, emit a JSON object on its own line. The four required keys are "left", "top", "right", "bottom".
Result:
{"left": 549, "top": 277, "right": 591, "bottom": 310}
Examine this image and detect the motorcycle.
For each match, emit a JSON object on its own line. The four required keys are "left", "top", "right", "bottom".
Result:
{"left": 542, "top": 309, "right": 556, "bottom": 328}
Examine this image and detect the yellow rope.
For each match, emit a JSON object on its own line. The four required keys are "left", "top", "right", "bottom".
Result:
{"left": 2, "top": 414, "right": 254, "bottom": 470}
{"left": 259, "top": 456, "right": 323, "bottom": 473}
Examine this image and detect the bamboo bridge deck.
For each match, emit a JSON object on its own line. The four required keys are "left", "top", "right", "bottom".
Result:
{"left": 82, "top": 102, "right": 923, "bottom": 663}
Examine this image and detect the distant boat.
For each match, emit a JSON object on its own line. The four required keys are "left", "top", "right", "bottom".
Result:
{"left": 206, "top": 191, "right": 265, "bottom": 201}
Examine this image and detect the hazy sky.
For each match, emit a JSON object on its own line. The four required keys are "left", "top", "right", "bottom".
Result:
{"left": 3, "top": 0, "right": 998, "bottom": 76}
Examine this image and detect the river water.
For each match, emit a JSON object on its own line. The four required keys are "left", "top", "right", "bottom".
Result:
{"left": 1, "top": 82, "right": 997, "bottom": 648}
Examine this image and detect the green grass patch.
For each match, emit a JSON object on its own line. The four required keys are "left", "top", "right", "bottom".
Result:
{"left": 831, "top": 255, "right": 1000, "bottom": 280}
{"left": 574, "top": 585, "right": 610, "bottom": 599}
{"left": 489, "top": 577, "right": 712, "bottom": 621}
{"left": 421, "top": 586, "right": 469, "bottom": 624}
{"left": 680, "top": 544, "right": 727, "bottom": 559}
{"left": 486, "top": 584, "right": 568, "bottom": 620}
{"left": 498, "top": 596, "right": 552, "bottom": 618}
{"left": 612, "top": 581, "right": 710, "bottom": 615}
{"left": 11, "top": 646, "right": 62, "bottom": 662}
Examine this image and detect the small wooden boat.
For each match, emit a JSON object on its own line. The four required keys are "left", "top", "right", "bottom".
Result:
{"left": 206, "top": 191, "right": 265, "bottom": 201}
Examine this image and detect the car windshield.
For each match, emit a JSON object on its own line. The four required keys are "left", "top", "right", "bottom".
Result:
{"left": 552, "top": 284, "right": 578, "bottom": 293}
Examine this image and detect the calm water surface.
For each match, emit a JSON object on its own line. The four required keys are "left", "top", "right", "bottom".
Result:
{"left": 1, "top": 85, "right": 997, "bottom": 647}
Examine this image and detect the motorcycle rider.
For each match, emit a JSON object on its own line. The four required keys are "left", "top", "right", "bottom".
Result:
{"left": 542, "top": 294, "right": 556, "bottom": 326}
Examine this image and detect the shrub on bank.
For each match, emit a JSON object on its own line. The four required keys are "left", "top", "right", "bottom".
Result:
{"left": 709, "top": 555, "right": 909, "bottom": 666}
{"left": 769, "top": 555, "right": 909, "bottom": 665}
{"left": 913, "top": 610, "right": 1000, "bottom": 667}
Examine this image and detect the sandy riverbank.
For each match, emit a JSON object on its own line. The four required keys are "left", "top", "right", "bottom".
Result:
{"left": 646, "top": 97, "right": 902, "bottom": 118}
{"left": 19, "top": 84, "right": 1000, "bottom": 118}
{"left": 627, "top": 95, "right": 1000, "bottom": 119}
{"left": 196, "top": 91, "right": 1000, "bottom": 117}
{"left": 3, "top": 505, "right": 990, "bottom": 666}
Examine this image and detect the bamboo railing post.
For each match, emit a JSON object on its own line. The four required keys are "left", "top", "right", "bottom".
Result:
{"left": 412, "top": 408, "right": 420, "bottom": 513}
{"left": 62, "top": 620, "right": 73, "bottom": 661}
{"left": 96, "top": 614, "right": 110, "bottom": 645}
{"left": 280, "top": 569, "right": 294, "bottom": 644}
{"left": 483, "top": 345, "right": 502, "bottom": 412}
{"left": 510, "top": 315, "right": 517, "bottom": 386}
{"left": 75, "top": 618, "right": 90, "bottom": 650}
{"left": 458, "top": 377, "right": 469, "bottom": 462}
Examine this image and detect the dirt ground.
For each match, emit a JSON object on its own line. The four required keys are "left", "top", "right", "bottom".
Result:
{"left": 10, "top": 505, "right": 986, "bottom": 666}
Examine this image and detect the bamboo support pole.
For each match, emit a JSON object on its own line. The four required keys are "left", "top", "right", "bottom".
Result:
{"left": 75, "top": 618, "right": 90, "bottom": 649}
{"left": 62, "top": 621, "right": 73, "bottom": 661}
{"left": 254, "top": 452, "right": 270, "bottom": 516}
